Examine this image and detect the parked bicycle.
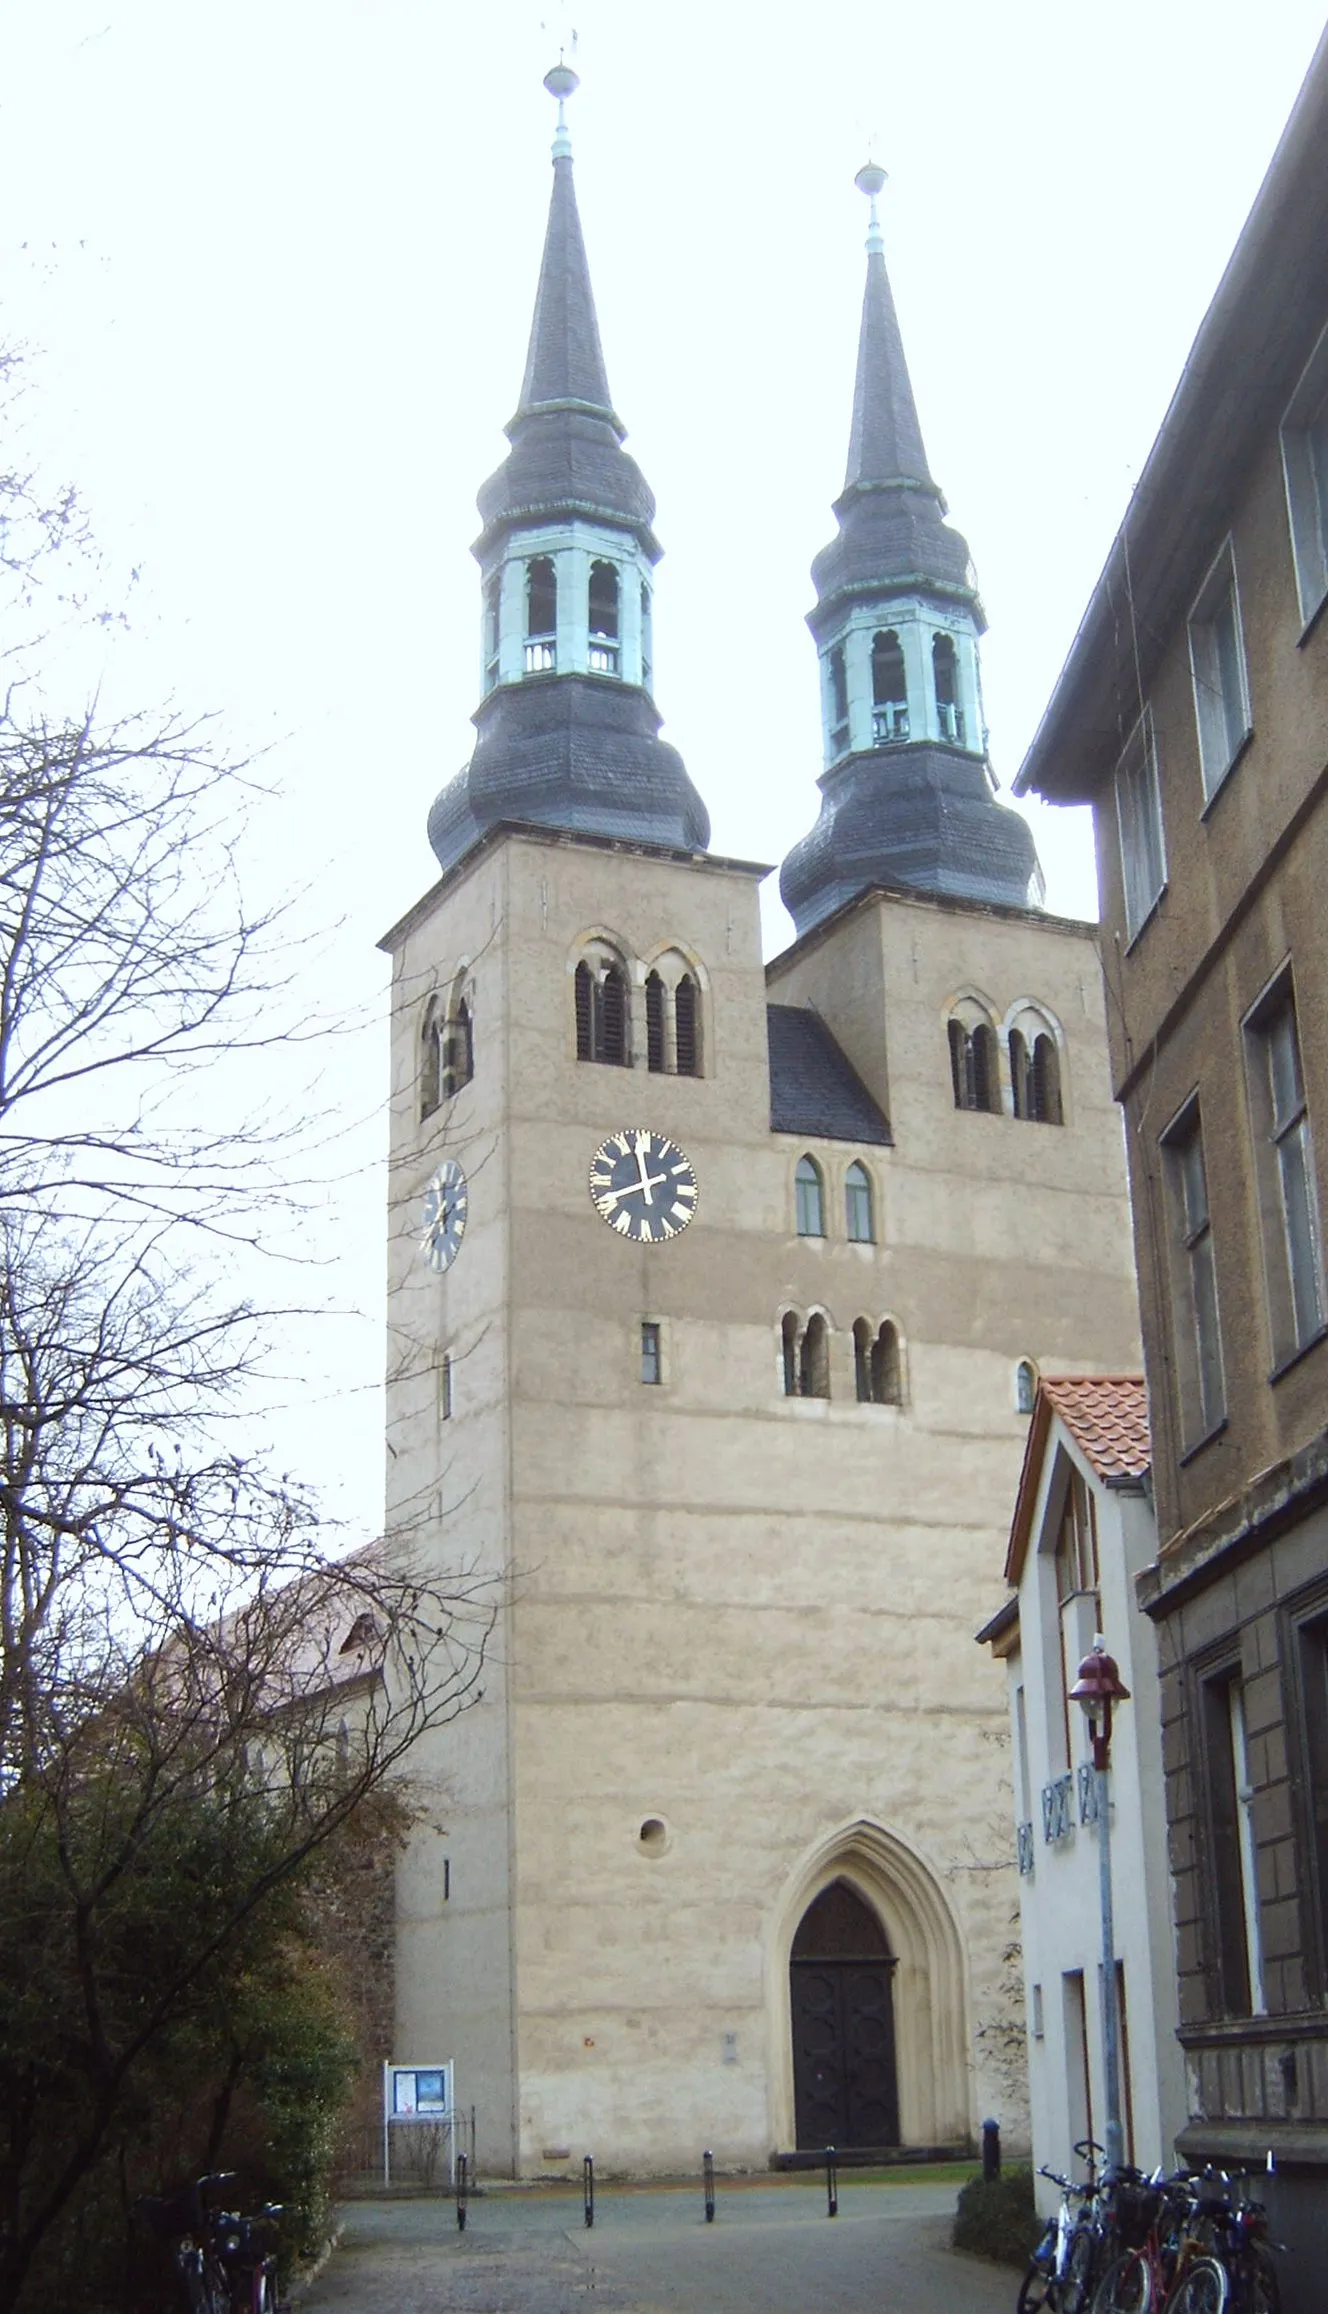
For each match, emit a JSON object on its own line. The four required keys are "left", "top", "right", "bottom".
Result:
{"left": 210, "top": 2196, "right": 283, "bottom": 2314}
{"left": 1017, "top": 2139, "right": 1104, "bottom": 2314}
{"left": 1088, "top": 2167, "right": 1281, "bottom": 2314}
{"left": 133, "top": 2172, "right": 285, "bottom": 2313}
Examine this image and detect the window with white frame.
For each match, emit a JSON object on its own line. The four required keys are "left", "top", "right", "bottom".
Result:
{"left": 1115, "top": 710, "right": 1166, "bottom": 941}
{"left": 1188, "top": 542, "right": 1250, "bottom": 799}
{"left": 1244, "top": 971, "right": 1326, "bottom": 1367}
{"left": 1162, "top": 1099, "right": 1225, "bottom": 1445}
{"left": 1280, "top": 319, "right": 1328, "bottom": 627}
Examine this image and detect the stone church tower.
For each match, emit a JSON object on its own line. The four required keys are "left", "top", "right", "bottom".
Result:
{"left": 380, "top": 70, "right": 1139, "bottom": 2177}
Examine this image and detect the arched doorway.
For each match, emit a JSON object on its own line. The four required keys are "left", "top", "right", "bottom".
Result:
{"left": 790, "top": 1879, "right": 900, "bottom": 2148}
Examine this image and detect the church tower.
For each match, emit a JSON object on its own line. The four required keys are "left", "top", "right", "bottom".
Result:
{"left": 380, "top": 78, "right": 1141, "bottom": 2181}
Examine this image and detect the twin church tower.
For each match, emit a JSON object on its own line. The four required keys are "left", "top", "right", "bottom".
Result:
{"left": 379, "top": 67, "right": 1137, "bottom": 2175}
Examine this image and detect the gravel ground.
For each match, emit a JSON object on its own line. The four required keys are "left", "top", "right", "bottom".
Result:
{"left": 293, "top": 2177, "right": 1018, "bottom": 2314}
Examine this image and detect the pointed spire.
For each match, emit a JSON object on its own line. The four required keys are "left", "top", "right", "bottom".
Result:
{"left": 516, "top": 64, "right": 618, "bottom": 425}
{"left": 843, "top": 163, "right": 933, "bottom": 494}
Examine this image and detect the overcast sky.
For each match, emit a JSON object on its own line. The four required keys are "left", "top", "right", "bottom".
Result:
{"left": 0, "top": 2, "right": 1323, "bottom": 1539}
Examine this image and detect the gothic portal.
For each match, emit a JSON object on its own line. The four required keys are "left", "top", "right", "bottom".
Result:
{"left": 379, "top": 66, "right": 1141, "bottom": 2176}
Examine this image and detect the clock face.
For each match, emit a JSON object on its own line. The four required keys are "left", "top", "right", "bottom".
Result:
{"left": 589, "top": 1129, "right": 698, "bottom": 1243}
{"left": 421, "top": 1160, "right": 468, "bottom": 1273}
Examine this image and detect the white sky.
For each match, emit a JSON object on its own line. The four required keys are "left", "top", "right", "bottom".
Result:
{"left": 0, "top": 1, "right": 1323, "bottom": 1540}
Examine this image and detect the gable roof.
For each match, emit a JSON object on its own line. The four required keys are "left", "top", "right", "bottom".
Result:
{"left": 1005, "top": 1375, "right": 1150, "bottom": 1586}
{"left": 766, "top": 1005, "right": 891, "bottom": 1146}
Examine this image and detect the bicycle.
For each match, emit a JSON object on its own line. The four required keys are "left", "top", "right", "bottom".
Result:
{"left": 133, "top": 2173, "right": 234, "bottom": 2314}
{"left": 1018, "top": 2140, "right": 1104, "bottom": 2314}
{"left": 210, "top": 2198, "right": 282, "bottom": 2314}
{"left": 1089, "top": 2169, "right": 1254, "bottom": 2314}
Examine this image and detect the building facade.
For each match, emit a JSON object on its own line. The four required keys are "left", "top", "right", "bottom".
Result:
{"left": 379, "top": 72, "right": 1141, "bottom": 2177}
{"left": 1016, "top": 31, "right": 1328, "bottom": 2296}
{"left": 979, "top": 1379, "right": 1186, "bottom": 2210}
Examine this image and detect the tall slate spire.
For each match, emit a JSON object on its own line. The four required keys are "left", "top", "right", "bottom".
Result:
{"left": 780, "top": 165, "right": 1041, "bottom": 939}
{"left": 426, "top": 65, "right": 709, "bottom": 879}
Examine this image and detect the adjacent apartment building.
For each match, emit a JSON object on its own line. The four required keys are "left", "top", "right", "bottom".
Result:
{"left": 1016, "top": 31, "right": 1328, "bottom": 2293}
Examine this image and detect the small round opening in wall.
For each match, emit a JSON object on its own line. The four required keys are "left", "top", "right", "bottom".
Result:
{"left": 638, "top": 1817, "right": 668, "bottom": 1854}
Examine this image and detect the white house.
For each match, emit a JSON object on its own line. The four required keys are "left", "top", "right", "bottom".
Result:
{"left": 978, "top": 1377, "right": 1186, "bottom": 2209}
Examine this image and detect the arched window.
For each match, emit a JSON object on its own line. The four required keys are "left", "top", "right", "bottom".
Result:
{"left": 1015, "top": 1358, "right": 1038, "bottom": 1414}
{"left": 574, "top": 955, "right": 629, "bottom": 1066}
{"left": 645, "top": 972, "right": 665, "bottom": 1073}
{"left": 1033, "top": 1034, "right": 1063, "bottom": 1126}
{"left": 871, "top": 630, "right": 909, "bottom": 742}
{"left": 1009, "top": 1017, "right": 1064, "bottom": 1125}
{"left": 853, "top": 1317, "right": 873, "bottom": 1403}
{"left": 588, "top": 560, "right": 620, "bottom": 674}
{"left": 828, "top": 644, "right": 849, "bottom": 756}
{"left": 948, "top": 1016, "right": 998, "bottom": 1113}
{"left": 484, "top": 574, "right": 501, "bottom": 691}
{"left": 782, "top": 1311, "right": 800, "bottom": 1398}
{"left": 795, "top": 1155, "right": 825, "bottom": 1237}
{"left": 933, "top": 633, "right": 965, "bottom": 744}
{"left": 420, "top": 1000, "right": 443, "bottom": 1120}
{"left": 442, "top": 999, "right": 473, "bottom": 1098}
{"left": 800, "top": 1312, "right": 830, "bottom": 1399}
{"left": 845, "top": 1162, "right": 874, "bottom": 1243}
{"left": 674, "top": 974, "right": 700, "bottom": 1077}
{"left": 871, "top": 1322, "right": 902, "bottom": 1406}
{"left": 525, "top": 557, "right": 557, "bottom": 673}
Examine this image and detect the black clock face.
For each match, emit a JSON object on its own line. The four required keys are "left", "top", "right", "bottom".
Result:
{"left": 589, "top": 1129, "right": 698, "bottom": 1243}
{"left": 421, "top": 1160, "right": 468, "bottom": 1273}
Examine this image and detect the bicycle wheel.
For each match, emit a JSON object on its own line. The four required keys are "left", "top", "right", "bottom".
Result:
{"left": 258, "top": 2271, "right": 278, "bottom": 2314}
{"left": 1244, "top": 2247, "right": 1280, "bottom": 2314}
{"left": 1166, "top": 2257, "right": 1230, "bottom": 2314}
{"left": 1062, "top": 2223, "right": 1101, "bottom": 2314}
{"left": 1091, "top": 2251, "right": 1152, "bottom": 2314}
{"left": 1017, "top": 2254, "right": 1056, "bottom": 2313}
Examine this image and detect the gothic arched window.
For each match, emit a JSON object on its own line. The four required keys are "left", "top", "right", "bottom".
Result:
{"left": 845, "top": 1162, "right": 874, "bottom": 1243}
{"left": 588, "top": 560, "right": 620, "bottom": 674}
{"left": 674, "top": 974, "right": 700, "bottom": 1077}
{"left": 800, "top": 1312, "right": 830, "bottom": 1399}
{"left": 574, "top": 954, "right": 629, "bottom": 1067}
{"left": 781, "top": 1311, "right": 800, "bottom": 1398}
{"left": 795, "top": 1155, "right": 825, "bottom": 1238}
{"left": 1033, "top": 1033, "right": 1063, "bottom": 1126}
{"left": 645, "top": 972, "right": 666, "bottom": 1073}
{"left": 1009, "top": 1013, "right": 1064, "bottom": 1125}
{"left": 525, "top": 557, "right": 557, "bottom": 672}
{"left": 1015, "top": 1358, "right": 1039, "bottom": 1415}
{"left": 948, "top": 1015, "right": 998, "bottom": 1114}
{"left": 872, "top": 1321, "right": 902, "bottom": 1406}
{"left": 933, "top": 633, "right": 964, "bottom": 744}
{"left": 871, "top": 630, "right": 909, "bottom": 742}
{"left": 442, "top": 999, "right": 473, "bottom": 1098}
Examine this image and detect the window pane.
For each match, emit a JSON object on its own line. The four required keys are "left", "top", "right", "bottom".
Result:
{"left": 1212, "top": 587, "right": 1246, "bottom": 759}
{"left": 845, "top": 1165, "right": 873, "bottom": 1242}
{"left": 1117, "top": 722, "right": 1166, "bottom": 936}
{"left": 1268, "top": 1006, "right": 1304, "bottom": 1134}
{"left": 641, "top": 1322, "right": 661, "bottom": 1384}
{"left": 795, "top": 1159, "right": 824, "bottom": 1237}
{"left": 1279, "top": 1119, "right": 1324, "bottom": 1343}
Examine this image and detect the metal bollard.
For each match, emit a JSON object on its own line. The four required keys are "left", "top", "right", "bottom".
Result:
{"left": 703, "top": 2149, "right": 715, "bottom": 2223}
{"left": 456, "top": 2150, "right": 468, "bottom": 2232}
{"left": 583, "top": 2153, "right": 595, "bottom": 2229}
{"left": 982, "top": 2118, "right": 1001, "bottom": 2182}
{"left": 826, "top": 2145, "right": 838, "bottom": 2218}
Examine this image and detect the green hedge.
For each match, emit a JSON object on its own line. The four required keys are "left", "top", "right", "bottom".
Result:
{"left": 952, "top": 2165, "right": 1044, "bottom": 2267}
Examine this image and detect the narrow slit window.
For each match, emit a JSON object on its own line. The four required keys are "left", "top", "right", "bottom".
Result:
{"left": 828, "top": 644, "right": 850, "bottom": 756}
{"left": 640, "top": 1321, "right": 662, "bottom": 1385}
{"left": 574, "top": 960, "right": 594, "bottom": 1060}
{"left": 800, "top": 1313, "right": 830, "bottom": 1399}
{"left": 484, "top": 574, "right": 501, "bottom": 690}
{"left": 795, "top": 1155, "right": 825, "bottom": 1238}
{"left": 525, "top": 556, "right": 557, "bottom": 673}
{"left": 588, "top": 560, "right": 620, "bottom": 674}
{"left": 845, "top": 1162, "right": 874, "bottom": 1243}
{"left": 932, "top": 634, "right": 965, "bottom": 744}
{"left": 853, "top": 1317, "right": 872, "bottom": 1402}
{"left": 781, "top": 1311, "right": 800, "bottom": 1397}
{"left": 439, "top": 1353, "right": 453, "bottom": 1422}
{"left": 645, "top": 972, "right": 666, "bottom": 1073}
{"left": 1009, "top": 1028, "right": 1029, "bottom": 1119}
{"left": 597, "top": 965, "right": 628, "bottom": 1067}
{"left": 871, "top": 630, "right": 909, "bottom": 742}
{"left": 674, "top": 974, "right": 700, "bottom": 1077}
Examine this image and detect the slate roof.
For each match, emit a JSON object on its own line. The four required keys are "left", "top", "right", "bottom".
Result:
{"left": 767, "top": 1005, "right": 892, "bottom": 1145}
{"left": 1004, "top": 1375, "right": 1151, "bottom": 1587}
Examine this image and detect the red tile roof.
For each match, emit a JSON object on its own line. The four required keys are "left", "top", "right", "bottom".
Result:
{"left": 1040, "top": 1375, "right": 1150, "bottom": 1484}
{"left": 1002, "top": 1375, "right": 1150, "bottom": 1589}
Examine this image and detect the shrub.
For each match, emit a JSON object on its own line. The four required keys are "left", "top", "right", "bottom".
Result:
{"left": 952, "top": 2165, "right": 1043, "bottom": 2267}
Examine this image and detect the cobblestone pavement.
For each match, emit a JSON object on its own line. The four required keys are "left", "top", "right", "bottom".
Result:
{"left": 294, "top": 2178, "right": 1017, "bottom": 2314}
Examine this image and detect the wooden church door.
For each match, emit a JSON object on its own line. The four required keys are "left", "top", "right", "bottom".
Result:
{"left": 790, "top": 1880, "right": 900, "bottom": 2149}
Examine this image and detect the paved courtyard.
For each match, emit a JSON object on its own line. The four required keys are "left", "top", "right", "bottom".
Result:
{"left": 294, "top": 2176, "right": 1017, "bottom": 2314}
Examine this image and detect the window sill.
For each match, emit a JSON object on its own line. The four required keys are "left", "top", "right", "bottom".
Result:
{"left": 1123, "top": 882, "right": 1167, "bottom": 955}
{"left": 1199, "top": 728, "right": 1254, "bottom": 819}
{"left": 1269, "top": 1322, "right": 1328, "bottom": 1385}
{"left": 1179, "top": 1415, "right": 1228, "bottom": 1467}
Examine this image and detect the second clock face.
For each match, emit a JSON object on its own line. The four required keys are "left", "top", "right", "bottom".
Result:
{"left": 421, "top": 1159, "right": 468, "bottom": 1273}
{"left": 590, "top": 1129, "right": 698, "bottom": 1243}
